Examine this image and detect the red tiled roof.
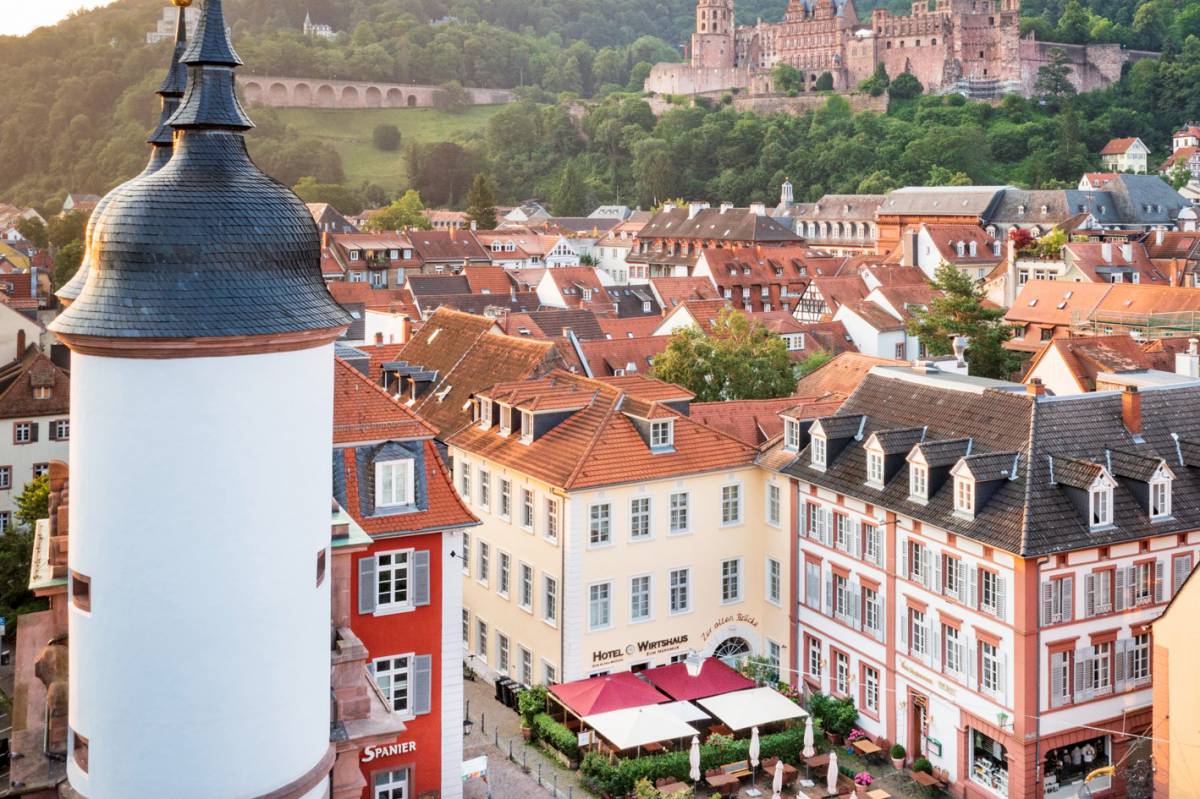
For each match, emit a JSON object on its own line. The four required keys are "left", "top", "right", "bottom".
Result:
{"left": 0, "top": 346, "right": 69, "bottom": 419}
{"left": 1161, "top": 146, "right": 1200, "bottom": 170}
{"left": 690, "top": 396, "right": 823, "bottom": 445}
{"left": 921, "top": 224, "right": 1002, "bottom": 265}
{"left": 448, "top": 370, "right": 755, "bottom": 489}
{"left": 792, "top": 352, "right": 902, "bottom": 399}
{"left": 1023, "top": 334, "right": 1154, "bottom": 392}
{"left": 357, "top": 343, "right": 407, "bottom": 384}
{"left": 408, "top": 229, "right": 489, "bottom": 262}
{"left": 578, "top": 336, "right": 668, "bottom": 377}
{"left": 1004, "top": 280, "right": 1111, "bottom": 327}
{"left": 333, "top": 357, "right": 436, "bottom": 442}
{"left": 1065, "top": 242, "right": 1167, "bottom": 285}
{"left": 649, "top": 276, "right": 721, "bottom": 308}
{"left": 327, "top": 282, "right": 413, "bottom": 311}
{"left": 1100, "top": 137, "right": 1141, "bottom": 156}
{"left": 463, "top": 265, "right": 515, "bottom": 295}
{"left": 597, "top": 316, "right": 666, "bottom": 340}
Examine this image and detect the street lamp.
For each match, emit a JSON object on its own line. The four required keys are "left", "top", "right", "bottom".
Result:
{"left": 463, "top": 717, "right": 474, "bottom": 737}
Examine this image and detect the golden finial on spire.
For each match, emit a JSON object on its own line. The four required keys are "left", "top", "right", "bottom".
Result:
{"left": 172, "top": 0, "right": 193, "bottom": 7}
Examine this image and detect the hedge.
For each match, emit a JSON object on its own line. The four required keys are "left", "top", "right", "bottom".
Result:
{"left": 533, "top": 713, "right": 581, "bottom": 761}
{"left": 581, "top": 725, "right": 810, "bottom": 797}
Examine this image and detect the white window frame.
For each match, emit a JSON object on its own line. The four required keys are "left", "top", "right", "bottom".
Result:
{"left": 373, "top": 768, "right": 409, "bottom": 799}
{"left": 496, "top": 631, "right": 510, "bottom": 673}
{"left": 1150, "top": 478, "right": 1171, "bottom": 519}
{"left": 721, "top": 483, "right": 743, "bottom": 526}
{"left": 866, "top": 450, "right": 884, "bottom": 487}
{"left": 863, "top": 665, "right": 880, "bottom": 713}
{"left": 650, "top": 420, "right": 674, "bottom": 449}
{"left": 542, "top": 574, "right": 558, "bottom": 626}
{"left": 630, "top": 573, "right": 652, "bottom": 623}
{"left": 981, "top": 641, "right": 1001, "bottom": 696}
{"left": 954, "top": 477, "right": 974, "bottom": 515}
{"left": 497, "top": 551, "right": 511, "bottom": 598}
{"left": 373, "top": 653, "right": 413, "bottom": 718}
{"left": 588, "top": 581, "right": 613, "bottom": 630}
{"left": 518, "top": 562, "right": 534, "bottom": 612}
{"left": 669, "top": 567, "right": 692, "bottom": 615}
{"left": 519, "top": 646, "right": 534, "bottom": 685}
{"left": 720, "top": 558, "right": 743, "bottom": 604}
{"left": 476, "top": 540, "right": 490, "bottom": 587}
{"left": 766, "top": 483, "right": 781, "bottom": 527}
{"left": 589, "top": 502, "right": 612, "bottom": 546}
{"left": 811, "top": 435, "right": 827, "bottom": 469}
{"left": 944, "top": 625, "right": 961, "bottom": 675}
{"left": 375, "top": 549, "right": 414, "bottom": 614}
{"left": 520, "top": 410, "right": 534, "bottom": 444}
{"left": 478, "top": 467, "right": 491, "bottom": 510}
{"left": 521, "top": 488, "right": 535, "bottom": 532}
{"left": 784, "top": 418, "right": 801, "bottom": 451}
{"left": 1090, "top": 485, "right": 1112, "bottom": 527}
{"left": 545, "top": 497, "right": 559, "bottom": 543}
{"left": 669, "top": 491, "right": 691, "bottom": 534}
{"left": 630, "top": 496, "right": 652, "bottom": 540}
{"left": 909, "top": 464, "right": 928, "bottom": 500}
{"left": 766, "top": 557, "right": 782, "bottom": 605}
{"left": 375, "top": 459, "right": 415, "bottom": 508}
{"left": 499, "top": 478, "right": 512, "bottom": 521}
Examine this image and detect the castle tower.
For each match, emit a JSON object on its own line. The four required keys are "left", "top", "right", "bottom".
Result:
{"left": 692, "top": 0, "right": 736, "bottom": 69}
{"left": 56, "top": 3, "right": 190, "bottom": 308}
{"left": 780, "top": 178, "right": 794, "bottom": 209}
{"left": 49, "top": 0, "right": 349, "bottom": 796}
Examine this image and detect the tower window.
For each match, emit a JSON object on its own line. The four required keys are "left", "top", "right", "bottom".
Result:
{"left": 72, "top": 730, "right": 89, "bottom": 774}
{"left": 316, "top": 549, "right": 327, "bottom": 588}
{"left": 71, "top": 571, "right": 91, "bottom": 612}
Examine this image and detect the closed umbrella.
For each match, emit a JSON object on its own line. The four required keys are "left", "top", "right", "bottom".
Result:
{"left": 771, "top": 759, "right": 784, "bottom": 799}
{"left": 689, "top": 735, "right": 701, "bottom": 783}
{"left": 802, "top": 716, "right": 815, "bottom": 759}
{"left": 747, "top": 726, "right": 762, "bottom": 796}
{"left": 826, "top": 749, "right": 839, "bottom": 796}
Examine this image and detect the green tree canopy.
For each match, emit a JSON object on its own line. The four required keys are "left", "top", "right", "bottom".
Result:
{"left": 774, "top": 63, "right": 804, "bottom": 94}
{"left": 372, "top": 123, "right": 402, "bottom": 152}
{"left": 291, "top": 177, "right": 366, "bottom": 216}
{"left": 815, "top": 72, "right": 834, "bottom": 91}
{"left": 906, "top": 262, "right": 1021, "bottom": 380}
{"left": 16, "top": 217, "right": 46, "bottom": 249}
{"left": 1034, "top": 48, "right": 1077, "bottom": 102}
{"left": 551, "top": 160, "right": 589, "bottom": 216}
{"left": 365, "top": 190, "right": 432, "bottom": 231}
{"left": 52, "top": 240, "right": 83, "bottom": 289}
{"left": 651, "top": 308, "right": 796, "bottom": 401}
{"left": 466, "top": 173, "right": 498, "bottom": 230}
{"left": 859, "top": 63, "right": 890, "bottom": 97}
{"left": 888, "top": 71, "right": 923, "bottom": 100}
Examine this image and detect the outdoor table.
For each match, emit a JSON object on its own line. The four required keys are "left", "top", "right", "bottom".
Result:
{"left": 866, "top": 789, "right": 892, "bottom": 799}
{"left": 642, "top": 741, "right": 665, "bottom": 753}
{"left": 853, "top": 739, "right": 883, "bottom": 761}
{"left": 658, "top": 782, "right": 689, "bottom": 796}
{"left": 804, "top": 752, "right": 830, "bottom": 779}
{"left": 705, "top": 773, "right": 740, "bottom": 796}
{"left": 912, "top": 771, "right": 943, "bottom": 790}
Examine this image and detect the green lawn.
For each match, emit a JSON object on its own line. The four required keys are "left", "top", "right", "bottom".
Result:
{"left": 272, "top": 105, "right": 503, "bottom": 193}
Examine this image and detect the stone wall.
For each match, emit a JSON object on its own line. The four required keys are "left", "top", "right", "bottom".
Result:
{"left": 236, "top": 75, "right": 514, "bottom": 109}
{"left": 1017, "top": 38, "right": 1157, "bottom": 95}
{"left": 732, "top": 92, "right": 888, "bottom": 115}
{"left": 643, "top": 63, "right": 753, "bottom": 96}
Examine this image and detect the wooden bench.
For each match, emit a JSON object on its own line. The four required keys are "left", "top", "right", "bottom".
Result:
{"left": 720, "top": 759, "right": 753, "bottom": 779}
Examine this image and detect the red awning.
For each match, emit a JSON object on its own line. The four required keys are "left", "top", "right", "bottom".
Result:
{"left": 640, "top": 657, "right": 756, "bottom": 702}
{"left": 549, "top": 672, "right": 668, "bottom": 716}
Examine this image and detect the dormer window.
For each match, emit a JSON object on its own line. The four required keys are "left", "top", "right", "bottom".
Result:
{"left": 1151, "top": 478, "right": 1171, "bottom": 519}
{"left": 350, "top": 250, "right": 360, "bottom": 261}
{"left": 478, "top": 398, "right": 493, "bottom": 430}
{"left": 811, "top": 435, "right": 827, "bottom": 469}
{"left": 650, "top": 420, "right": 674, "bottom": 450}
{"left": 954, "top": 476, "right": 974, "bottom": 515}
{"left": 784, "top": 419, "right": 801, "bottom": 451}
{"left": 375, "top": 459, "right": 415, "bottom": 508}
{"left": 32, "top": 386, "right": 50, "bottom": 400}
{"left": 968, "top": 241, "right": 977, "bottom": 256}
{"left": 520, "top": 411, "right": 534, "bottom": 444}
{"left": 910, "top": 464, "right": 928, "bottom": 499}
{"left": 582, "top": 288, "right": 592, "bottom": 301}
{"left": 866, "top": 450, "right": 884, "bottom": 488}
{"left": 499, "top": 404, "right": 512, "bottom": 436}
{"left": 1090, "top": 485, "right": 1111, "bottom": 528}
{"left": 956, "top": 241, "right": 965, "bottom": 257}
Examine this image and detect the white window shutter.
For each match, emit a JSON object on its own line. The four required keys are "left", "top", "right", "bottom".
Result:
{"left": 823, "top": 509, "right": 833, "bottom": 547}
{"left": 968, "top": 565, "right": 978, "bottom": 609}
{"left": 851, "top": 519, "right": 861, "bottom": 558}
{"left": 1155, "top": 559, "right": 1165, "bottom": 604}
{"left": 898, "top": 606, "right": 907, "bottom": 649}
{"left": 877, "top": 594, "right": 886, "bottom": 642}
{"left": 1040, "top": 581, "right": 1053, "bottom": 625}
{"left": 824, "top": 569, "right": 833, "bottom": 615}
{"left": 1073, "top": 650, "right": 1086, "bottom": 696}
{"left": 1175, "top": 554, "right": 1192, "bottom": 595}
{"left": 413, "top": 550, "right": 431, "bottom": 607}
{"left": 999, "top": 651, "right": 1008, "bottom": 704}
{"left": 1085, "top": 573, "right": 1096, "bottom": 617}
{"left": 934, "top": 556, "right": 943, "bottom": 596}
{"left": 996, "top": 575, "right": 1007, "bottom": 621}
{"left": 921, "top": 548, "right": 933, "bottom": 589}
{"left": 966, "top": 636, "right": 978, "bottom": 690}
{"left": 1114, "top": 639, "right": 1127, "bottom": 688}
{"left": 957, "top": 561, "right": 968, "bottom": 603}
{"left": 899, "top": 539, "right": 908, "bottom": 580}
{"left": 1115, "top": 567, "right": 1127, "bottom": 611}
{"left": 1052, "top": 656, "right": 1067, "bottom": 706}
{"left": 413, "top": 654, "right": 433, "bottom": 715}
{"left": 1062, "top": 575, "right": 1073, "bottom": 621}
{"left": 358, "top": 555, "right": 377, "bottom": 615}
{"left": 929, "top": 619, "right": 940, "bottom": 666}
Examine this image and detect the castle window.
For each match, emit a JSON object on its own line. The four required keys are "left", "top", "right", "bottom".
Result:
{"left": 71, "top": 570, "right": 91, "bottom": 612}
{"left": 931, "top": 37, "right": 936, "bottom": 44}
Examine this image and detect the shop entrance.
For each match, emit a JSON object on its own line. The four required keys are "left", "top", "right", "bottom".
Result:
{"left": 1044, "top": 736, "right": 1111, "bottom": 796}
{"left": 909, "top": 692, "right": 928, "bottom": 758}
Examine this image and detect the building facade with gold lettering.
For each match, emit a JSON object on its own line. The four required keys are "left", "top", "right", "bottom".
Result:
{"left": 446, "top": 371, "right": 794, "bottom": 685}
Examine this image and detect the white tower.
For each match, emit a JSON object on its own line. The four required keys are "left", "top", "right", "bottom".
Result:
{"left": 49, "top": 0, "right": 349, "bottom": 796}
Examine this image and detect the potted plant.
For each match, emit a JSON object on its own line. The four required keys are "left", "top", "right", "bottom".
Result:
{"left": 890, "top": 743, "right": 906, "bottom": 770}
{"left": 853, "top": 772, "right": 873, "bottom": 797}
{"left": 912, "top": 757, "right": 933, "bottom": 775}
{"left": 517, "top": 684, "right": 547, "bottom": 741}
{"left": 823, "top": 697, "right": 859, "bottom": 745}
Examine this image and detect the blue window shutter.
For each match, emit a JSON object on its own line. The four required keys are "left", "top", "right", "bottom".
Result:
{"left": 358, "top": 556, "right": 376, "bottom": 615}
{"left": 414, "top": 550, "right": 431, "bottom": 607}
{"left": 414, "top": 654, "right": 433, "bottom": 715}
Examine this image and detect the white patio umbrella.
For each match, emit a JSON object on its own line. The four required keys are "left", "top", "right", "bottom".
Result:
{"left": 747, "top": 726, "right": 762, "bottom": 796}
{"left": 771, "top": 759, "right": 784, "bottom": 799}
{"left": 826, "top": 749, "right": 839, "bottom": 796}
{"left": 689, "top": 735, "right": 701, "bottom": 783}
{"left": 802, "top": 715, "right": 816, "bottom": 759}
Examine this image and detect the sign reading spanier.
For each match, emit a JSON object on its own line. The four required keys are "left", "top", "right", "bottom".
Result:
{"left": 592, "top": 634, "right": 689, "bottom": 664}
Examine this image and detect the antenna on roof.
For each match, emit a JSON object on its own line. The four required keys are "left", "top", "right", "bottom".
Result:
{"left": 965, "top": 438, "right": 973, "bottom": 456}
{"left": 1104, "top": 449, "right": 1113, "bottom": 474}
{"left": 1047, "top": 455, "right": 1056, "bottom": 485}
{"left": 1009, "top": 453, "right": 1020, "bottom": 481}
{"left": 854, "top": 416, "right": 866, "bottom": 441}
{"left": 920, "top": 425, "right": 927, "bottom": 442}
{"left": 1171, "top": 432, "right": 1184, "bottom": 467}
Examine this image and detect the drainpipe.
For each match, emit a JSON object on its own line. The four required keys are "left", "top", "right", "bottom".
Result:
{"left": 1035, "top": 555, "right": 1048, "bottom": 797}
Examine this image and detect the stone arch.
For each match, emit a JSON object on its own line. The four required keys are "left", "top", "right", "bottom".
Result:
{"left": 340, "top": 86, "right": 360, "bottom": 106}
{"left": 386, "top": 88, "right": 404, "bottom": 107}
{"left": 316, "top": 84, "right": 336, "bottom": 108}
{"left": 407, "top": 94, "right": 418, "bottom": 107}
{"left": 365, "top": 86, "right": 383, "bottom": 108}
{"left": 242, "top": 81, "right": 263, "bottom": 106}
{"left": 293, "top": 82, "right": 312, "bottom": 105}
{"left": 269, "top": 82, "right": 288, "bottom": 104}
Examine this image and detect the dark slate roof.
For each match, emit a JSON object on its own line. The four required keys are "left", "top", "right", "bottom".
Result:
{"left": 1107, "top": 449, "right": 1164, "bottom": 482}
{"left": 637, "top": 207, "right": 802, "bottom": 243}
{"left": 1050, "top": 457, "right": 1102, "bottom": 490}
{"left": 180, "top": 0, "right": 241, "bottom": 67}
{"left": 987, "top": 189, "right": 1076, "bottom": 226}
{"left": 959, "top": 451, "right": 1020, "bottom": 482}
{"left": 1179, "top": 438, "right": 1200, "bottom": 468}
{"left": 813, "top": 414, "right": 864, "bottom": 439}
{"left": 868, "top": 427, "right": 925, "bottom": 454}
{"left": 50, "top": 0, "right": 347, "bottom": 339}
{"left": 912, "top": 438, "right": 971, "bottom": 467}
{"left": 880, "top": 187, "right": 1009, "bottom": 218}
{"left": 408, "top": 274, "right": 470, "bottom": 297}
{"left": 783, "top": 366, "right": 1200, "bottom": 556}
{"left": 415, "top": 292, "right": 540, "bottom": 316}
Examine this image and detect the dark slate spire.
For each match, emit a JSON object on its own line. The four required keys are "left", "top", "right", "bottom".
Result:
{"left": 50, "top": 0, "right": 349, "bottom": 341}
{"left": 168, "top": 0, "right": 252, "bottom": 130}
{"left": 57, "top": 4, "right": 189, "bottom": 305}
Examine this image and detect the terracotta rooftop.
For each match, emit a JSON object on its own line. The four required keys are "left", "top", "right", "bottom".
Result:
{"left": 408, "top": 229, "right": 489, "bottom": 262}
{"left": 792, "top": 351, "right": 903, "bottom": 400}
{"left": 0, "top": 346, "right": 69, "bottom": 419}
{"left": 1023, "top": 334, "right": 1156, "bottom": 392}
{"left": 1065, "top": 242, "right": 1167, "bottom": 284}
{"left": 449, "top": 370, "right": 753, "bottom": 490}
{"left": 1100, "top": 137, "right": 1142, "bottom": 156}
{"left": 691, "top": 396, "right": 840, "bottom": 446}
{"left": 1004, "top": 281, "right": 1111, "bottom": 327}
{"left": 597, "top": 316, "right": 664, "bottom": 340}
{"left": 333, "top": 357, "right": 437, "bottom": 442}
{"left": 502, "top": 309, "right": 606, "bottom": 341}
{"left": 578, "top": 336, "right": 668, "bottom": 377}
{"left": 921, "top": 224, "right": 1002, "bottom": 265}
{"left": 649, "top": 276, "right": 722, "bottom": 308}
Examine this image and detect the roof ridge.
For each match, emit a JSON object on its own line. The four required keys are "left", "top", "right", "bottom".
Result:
{"left": 562, "top": 389, "right": 623, "bottom": 489}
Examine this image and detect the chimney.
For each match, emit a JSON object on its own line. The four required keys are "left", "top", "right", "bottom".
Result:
{"left": 321, "top": 229, "right": 329, "bottom": 250}
{"left": 16, "top": 329, "right": 24, "bottom": 360}
{"left": 562, "top": 327, "right": 572, "bottom": 338}
{"left": 1120, "top": 242, "right": 1133, "bottom": 262}
{"left": 1122, "top": 384, "right": 1142, "bottom": 434}
{"left": 1101, "top": 242, "right": 1112, "bottom": 263}
{"left": 1156, "top": 229, "right": 1164, "bottom": 246}
{"left": 1026, "top": 377, "right": 1045, "bottom": 397}
{"left": 720, "top": 202, "right": 734, "bottom": 214}
{"left": 901, "top": 229, "right": 918, "bottom": 268}
{"left": 688, "top": 202, "right": 709, "bottom": 220}
{"left": 1176, "top": 337, "right": 1200, "bottom": 378}
{"left": 399, "top": 315, "right": 412, "bottom": 344}
{"left": 749, "top": 202, "right": 767, "bottom": 216}
{"left": 912, "top": 360, "right": 940, "bottom": 375}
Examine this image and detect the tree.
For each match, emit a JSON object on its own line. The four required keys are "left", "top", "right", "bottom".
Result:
{"left": 888, "top": 71, "right": 923, "bottom": 100}
{"left": 1034, "top": 48, "right": 1076, "bottom": 101}
{"left": 551, "top": 161, "right": 588, "bottom": 217}
{"left": 906, "top": 262, "right": 1020, "bottom": 380}
{"left": 292, "top": 177, "right": 365, "bottom": 216}
{"left": 815, "top": 72, "right": 834, "bottom": 91}
{"left": 16, "top": 217, "right": 46, "bottom": 249}
{"left": 465, "top": 174, "right": 498, "bottom": 230}
{"left": 858, "top": 63, "right": 890, "bottom": 97}
{"left": 372, "top": 124, "right": 401, "bottom": 152}
{"left": 796, "top": 349, "right": 833, "bottom": 377}
{"left": 432, "top": 81, "right": 471, "bottom": 113}
{"left": 1167, "top": 162, "right": 1193, "bottom": 190}
{"left": 46, "top": 211, "right": 88, "bottom": 249}
{"left": 365, "top": 190, "right": 431, "bottom": 231}
{"left": 15, "top": 475, "right": 48, "bottom": 531}
{"left": 651, "top": 309, "right": 795, "bottom": 401}
{"left": 773, "top": 63, "right": 804, "bottom": 94}
{"left": 52, "top": 240, "right": 83, "bottom": 289}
